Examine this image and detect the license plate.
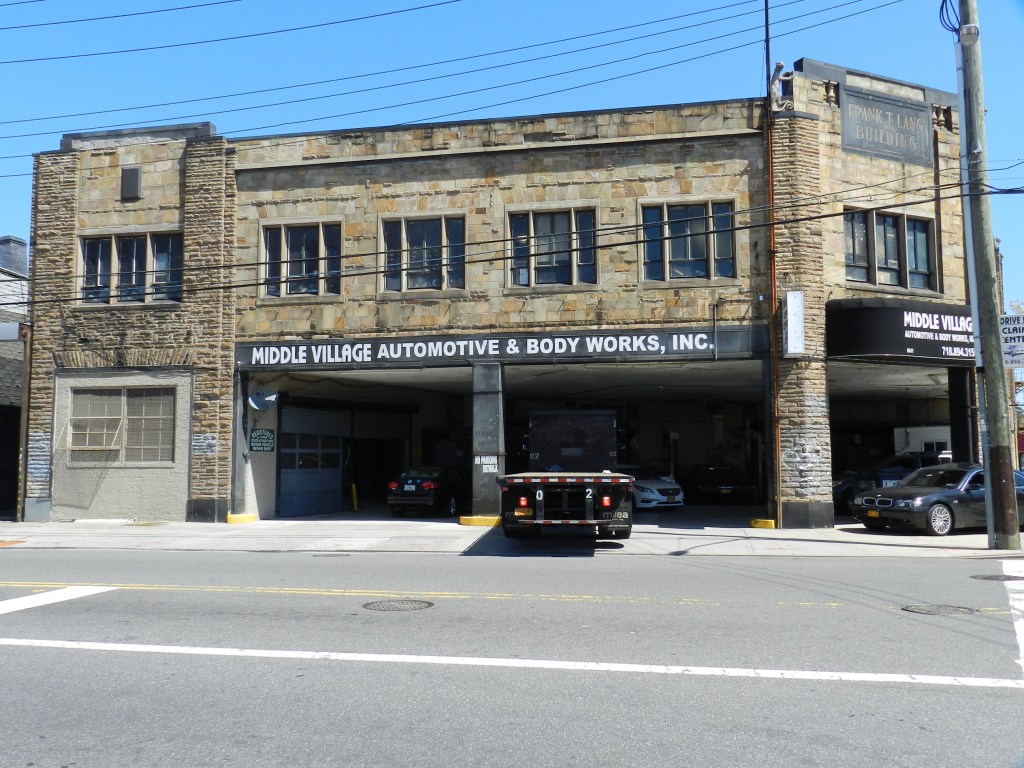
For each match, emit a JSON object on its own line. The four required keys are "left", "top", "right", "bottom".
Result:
{"left": 404, "top": 484, "right": 416, "bottom": 491}
{"left": 866, "top": 510, "right": 880, "bottom": 518}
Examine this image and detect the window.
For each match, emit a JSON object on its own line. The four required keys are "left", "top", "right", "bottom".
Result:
{"left": 69, "top": 388, "right": 175, "bottom": 464}
{"left": 641, "top": 202, "right": 735, "bottom": 280}
{"left": 279, "top": 433, "right": 341, "bottom": 470}
{"left": 509, "top": 209, "right": 596, "bottom": 287}
{"left": 81, "top": 233, "right": 183, "bottom": 304}
{"left": 844, "top": 210, "right": 934, "bottom": 289}
{"left": 382, "top": 216, "right": 465, "bottom": 291}
{"left": 263, "top": 222, "right": 342, "bottom": 297}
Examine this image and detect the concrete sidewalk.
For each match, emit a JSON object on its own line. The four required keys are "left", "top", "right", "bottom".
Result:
{"left": 0, "top": 513, "right": 1019, "bottom": 557}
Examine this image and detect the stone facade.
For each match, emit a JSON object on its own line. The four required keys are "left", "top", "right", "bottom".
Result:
{"left": 23, "top": 59, "right": 967, "bottom": 526}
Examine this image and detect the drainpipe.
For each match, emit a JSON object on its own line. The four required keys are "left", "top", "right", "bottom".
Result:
{"left": 764, "top": 4, "right": 783, "bottom": 527}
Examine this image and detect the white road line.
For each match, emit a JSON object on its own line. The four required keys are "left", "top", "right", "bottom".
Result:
{"left": 0, "top": 637, "right": 1021, "bottom": 689}
{"left": 1004, "top": 560, "right": 1024, "bottom": 675}
{"left": 0, "top": 586, "right": 119, "bottom": 615}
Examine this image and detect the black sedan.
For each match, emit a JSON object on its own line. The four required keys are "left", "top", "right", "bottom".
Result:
{"left": 386, "top": 466, "right": 466, "bottom": 517}
{"left": 850, "top": 463, "right": 1024, "bottom": 536}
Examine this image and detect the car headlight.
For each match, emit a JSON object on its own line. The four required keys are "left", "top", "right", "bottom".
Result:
{"left": 634, "top": 484, "right": 653, "bottom": 493}
{"left": 852, "top": 495, "right": 864, "bottom": 505}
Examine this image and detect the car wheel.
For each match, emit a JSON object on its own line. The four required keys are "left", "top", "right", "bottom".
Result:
{"left": 924, "top": 504, "right": 953, "bottom": 536}
{"left": 446, "top": 497, "right": 457, "bottom": 517}
{"left": 613, "top": 526, "right": 632, "bottom": 540}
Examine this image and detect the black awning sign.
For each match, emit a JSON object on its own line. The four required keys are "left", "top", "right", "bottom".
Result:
{"left": 827, "top": 300, "right": 975, "bottom": 366}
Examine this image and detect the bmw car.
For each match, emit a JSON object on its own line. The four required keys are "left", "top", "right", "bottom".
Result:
{"left": 850, "top": 463, "right": 1024, "bottom": 536}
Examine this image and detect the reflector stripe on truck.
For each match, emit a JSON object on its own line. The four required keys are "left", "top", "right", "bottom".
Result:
{"left": 501, "top": 476, "right": 632, "bottom": 485}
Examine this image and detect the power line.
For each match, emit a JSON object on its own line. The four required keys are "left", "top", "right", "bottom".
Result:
{"left": 0, "top": 1, "right": 242, "bottom": 32}
{"left": 0, "top": 0, "right": 464, "bottom": 65}
{"left": 0, "top": 0, "right": 885, "bottom": 145}
{"left": 0, "top": 0, "right": 810, "bottom": 142}
{"left": 0, "top": 0, "right": 782, "bottom": 127}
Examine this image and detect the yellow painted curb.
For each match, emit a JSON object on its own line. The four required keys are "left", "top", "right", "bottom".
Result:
{"left": 750, "top": 518, "right": 776, "bottom": 529}
{"left": 226, "top": 513, "right": 259, "bottom": 524}
{"left": 459, "top": 515, "right": 500, "bottom": 527}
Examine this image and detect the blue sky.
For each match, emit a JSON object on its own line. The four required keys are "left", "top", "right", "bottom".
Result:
{"left": 1, "top": 0, "right": 1021, "bottom": 303}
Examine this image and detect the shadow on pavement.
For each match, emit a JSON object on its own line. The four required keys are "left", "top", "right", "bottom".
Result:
{"left": 461, "top": 525, "right": 626, "bottom": 557}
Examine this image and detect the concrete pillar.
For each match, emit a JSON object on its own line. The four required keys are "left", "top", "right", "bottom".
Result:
{"left": 471, "top": 363, "right": 504, "bottom": 516}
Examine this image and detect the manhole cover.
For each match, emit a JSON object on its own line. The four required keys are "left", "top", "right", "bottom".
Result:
{"left": 970, "top": 574, "right": 1024, "bottom": 582}
{"left": 363, "top": 599, "right": 433, "bottom": 612}
{"left": 902, "top": 604, "right": 977, "bottom": 616}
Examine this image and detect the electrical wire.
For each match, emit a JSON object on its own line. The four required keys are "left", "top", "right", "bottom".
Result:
{"left": 0, "top": 0, "right": 783, "bottom": 128}
{"left": 0, "top": 0, "right": 464, "bottom": 66}
{"left": 3, "top": 184, "right": 995, "bottom": 310}
{"left": 0, "top": 1, "right": 242, "bottom": 32}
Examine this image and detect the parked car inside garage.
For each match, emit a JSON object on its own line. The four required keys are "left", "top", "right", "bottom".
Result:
{"left": 619, "top": 464, "right": 684, "bottom": 510}
{"left": 386, "top": 466, "right": 466, "bottom": 517}
{"left": 685, "top": 464, "right": 757, "bottom": 503}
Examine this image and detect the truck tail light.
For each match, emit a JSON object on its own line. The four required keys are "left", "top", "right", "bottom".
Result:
{"left": 601, "top": 495, "right": 612, "bottom": 508}
{"left": 518, "top": 496, "right": 530, "bottom": 508}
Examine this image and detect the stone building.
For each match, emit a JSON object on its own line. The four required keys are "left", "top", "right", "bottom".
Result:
{"left": 23, "top": 59, "right": 975, "bottom": 526}
{"left": 0, "top": 236, "right": 28, "bottom": 517}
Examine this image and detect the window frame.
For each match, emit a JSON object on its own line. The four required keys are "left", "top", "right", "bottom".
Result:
{"left": 640, "top": 200, "right": 737, "bottom": 282}
{"left": 261, "top": 220, "right": 344, "bottom": 298}
{"left": 843, "top": 208, "right": 935, "bottom": 290}
{"left": 380, "top": 214, "right": 467, "bottom": 293}
{"left": 506, "top": 205, "right": 598, "bottom": 288}
{"left": 68, "top": 387, "right": 176, "bottom": 466}
{"left": 80, "top": 232, "right": 183, "bottom": 305}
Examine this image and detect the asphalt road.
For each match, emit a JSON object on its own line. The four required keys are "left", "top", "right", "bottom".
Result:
{"left": 1, "top": 549, "right": 1023, "bottom": 767}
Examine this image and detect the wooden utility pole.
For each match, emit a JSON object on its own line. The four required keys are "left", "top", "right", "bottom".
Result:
{"left": 959, "top": 0, "right": 1020, "bottom": 549}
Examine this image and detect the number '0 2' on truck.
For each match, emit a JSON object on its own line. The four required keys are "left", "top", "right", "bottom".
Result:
{"left": 497, "top": 411, "right": 634, "bottom": 540}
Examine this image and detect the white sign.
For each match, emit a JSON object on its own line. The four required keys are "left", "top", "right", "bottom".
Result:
{"left": 782, "top": 291, "right": 805, "bottom": 357}
{"left": 1001, "top": 314, "right": 1024, "bottom": 368}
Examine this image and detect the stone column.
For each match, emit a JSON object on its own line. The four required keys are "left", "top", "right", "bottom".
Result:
{"left": 471, "top": 363, "right": 504, "bottom": 517}
{"left": 183, "top": 138, "right": 237, "bottom": 522}
{"left": 771, "top": 112, "right": 834, "bottom": 528}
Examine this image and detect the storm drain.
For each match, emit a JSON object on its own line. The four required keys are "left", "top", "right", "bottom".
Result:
{"left": 362, "top": 599, "right": 434, "bottom": 612}
{"left": 970, "top": 574, "right": 1024, "bottom": 582}
{"left": 901, "top": 604, "right": 978, "bottom": 616}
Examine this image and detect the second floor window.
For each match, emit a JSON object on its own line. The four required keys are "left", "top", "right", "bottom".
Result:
{"left": 82, "top": 233, "right": 183, "bottom": 304}
{"left": 382, "top": 216, "right": 465, "bottom": 291}
{"left": 844, "top": 210, "right": 934, "bottom": 290}
{"left": 641, "top": 202, "right": 735, "bottom": 281}
{"left": 509, "top": 209, "right": 597, "bottom": 287}
{"left": 264, "top": 222, "right": 342, "bottom": 297}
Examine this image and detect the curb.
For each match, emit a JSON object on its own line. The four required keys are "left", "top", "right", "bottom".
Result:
{"left": 459, "top": 515, "right": 500, "bottom": 527}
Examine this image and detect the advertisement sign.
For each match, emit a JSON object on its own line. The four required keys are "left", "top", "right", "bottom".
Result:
{"left": 235, "top": 326, "right": 763, "bottom": 371}
{"left": 826, "top": 298, "right": 975, "bottom": 365}
{"left": 1001, "top": 314, "right": 1024, "bottom": 368}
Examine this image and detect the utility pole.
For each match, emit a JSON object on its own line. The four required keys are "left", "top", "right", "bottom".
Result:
{"left": 958, "top": 0, "right": 1020, "bottom": 549}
